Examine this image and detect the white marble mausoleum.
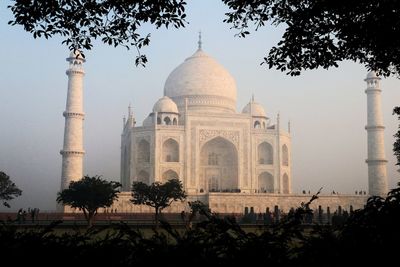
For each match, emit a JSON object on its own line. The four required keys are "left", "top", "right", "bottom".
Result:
{"left": 60, "top": 39, "right": 388, "bottom": 214}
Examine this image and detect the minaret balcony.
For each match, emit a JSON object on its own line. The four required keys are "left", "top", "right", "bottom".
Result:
{"left": 365, "top": 125, "right": 385, "bottom": 130}
{"left": 60, "top": 150, "right": 85, "bottom": 155}
{"left": 365, "top": 159, "right": 388, "bottom": 164}
{"left": 63, "top": 111, "right": 85, "bottom": 119}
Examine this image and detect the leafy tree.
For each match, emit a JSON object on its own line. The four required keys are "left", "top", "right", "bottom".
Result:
{"left": 223, "top": 0, "right": 400, "bottom": 77}
{"left": 9, "top": 1, "right": 400, "bottom": 76}
{"left": 131, "top": 178, "right": 187, "bottom": 228}
{"left": 8, "top": 0, "right": 187, "bottom": 66}
{"left": 0, "top": 171, "right": 22, "bottom": 208}
{"left": 57, "top": 175, "right": 121, "bottom": 227}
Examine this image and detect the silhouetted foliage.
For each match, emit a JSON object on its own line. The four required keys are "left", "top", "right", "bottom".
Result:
{"left": 9, "top": 1, "right": 400, "bottom": 75}
{"left": 393, "top": 107, "right": 400, "bottom": 169}
{"left": 57, "top": 175, "right": 121, "bottom": 227}
{"left": 0, "top": 171, "right": 22, "bottom": 208}
{"left": 131, "top": 178, "right": 186, "bottom": 228}
{"left": 223, "top": 0, "right": 400, "bottom": 77}
{"left": 2, "top": 185, "right": 400, "bottom": 266}
{"left": 8, "top": 0, "right": 187, "bottom": 66}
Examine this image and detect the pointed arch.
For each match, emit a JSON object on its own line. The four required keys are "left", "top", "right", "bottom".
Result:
{"left": 164, "top": 116, "right": 171, "bottom": 125}
{"left": 137, "top": 170, "right": 150, "bottom": 184}
{"left": 200, "top": 136, "right": 238, "bottom": 191}
{"left": 162, "top": 169, "right": 179, "bottom": 183}
{"left": 137, "top": 139, "right": 150, "bottom": 163}
{"left": 254, "top": 121, "right": 261, "bottom": 128}
{"left": 258, "top": 142, "right": 273, "bottom": 164}
{"left": 282, "top": 173, "right": 289, "bottom": 194}
{"left": 173, "top": 118, "right": 177, "bottom": 125}
{"left": 282, "top": 144, "right": 289, "bottom": 166}
{"left": 258, "top": 172, "right": 274, "bottom": 193}
{"left": 163, "top": 138, "right": 179, "bottom": 162}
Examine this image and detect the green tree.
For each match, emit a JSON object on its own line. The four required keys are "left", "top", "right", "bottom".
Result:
{"left": 0, "top": 171, "right": 22, "bottom": 208}
{"left": 57, "top": 175, "right": 121, "bottom": 227}
{"left": 131, "top": 178, "right": 187, "bottom": 228}
{"left": 8, "top": 0, "right": 187, "bottom": 66}
{"left": 223, "top": 0, "right": 400, "bottom": 77}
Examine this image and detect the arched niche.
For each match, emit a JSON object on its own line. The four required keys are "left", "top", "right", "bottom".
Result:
{"left": 258, "top": 172, "right": 274, "bottom": 193}
{"left": 282, "top": 144, "right": 289, "bottom": 166}
{"left": 282, "top": 173, "right": 289, "bottom": 194}
{"left": 137, "top": 139, "right": 150, "bottom": 163}
{"left": 163, "top": 138, "right": 179, "bottom": 162}
{"left": 258, "top": 142, "right": 273, "bottom": 164}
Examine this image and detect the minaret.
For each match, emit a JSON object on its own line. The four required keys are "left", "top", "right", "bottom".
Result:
{"left": 60, "top": 51, "right": 86, "bottom": 191}
{"left": 364, "top": 71, "right": 388, "bottom": 197}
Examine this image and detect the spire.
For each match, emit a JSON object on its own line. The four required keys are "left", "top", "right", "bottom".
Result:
{"left": 277, "top": 112, "right": 280, "bottom": 132}
{"left": 252, "top": 93, "right": 254, "bottom": 102}
{"left": 288, "top": 120, "right": 291, "bottom": 133}
{"left": 128, "top": 103, "right": 132, "bottom": 117}
{"left": 198, "top": 31, "right": 202, "bottom": 50}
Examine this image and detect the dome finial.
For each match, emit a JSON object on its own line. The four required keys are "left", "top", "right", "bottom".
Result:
{"left": 252, "top": 93, "right": 254, "bottom": 102}
{"left": 198, "top": 30, "right": 202, "bottom": 50}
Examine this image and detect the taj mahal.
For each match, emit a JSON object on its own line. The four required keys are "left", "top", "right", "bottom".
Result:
{"left": 59, "top": 37, "right": 388, "bottom": 214}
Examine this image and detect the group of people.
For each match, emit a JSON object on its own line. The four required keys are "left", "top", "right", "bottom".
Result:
{"left": 16, "top": 207, "right": 40, "bottom": 224}
{"left": 302, "top": 189, "right": 367, "bottom": 195}
{"left": 355, "top": 190, "right": 367, "bottom": 195}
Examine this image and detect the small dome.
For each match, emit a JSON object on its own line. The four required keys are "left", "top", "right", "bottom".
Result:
{"left": 366, "top": 71, "right": 377, "bottom": 79}
{"left": 142, "top": 115, "right": 153, "bottom": 127}
{"left": 67, "top": 50, "right": 85, "bottom": 62}
{"left": 242, "top": 101, "right": 267, "bottom": 117}
{"left": 153, "top": 96, "right": 179, "bottom": 113}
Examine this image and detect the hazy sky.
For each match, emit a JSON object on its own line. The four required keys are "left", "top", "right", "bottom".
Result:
{"left": 1, "top": 1, "right": 400, "bottom": 211}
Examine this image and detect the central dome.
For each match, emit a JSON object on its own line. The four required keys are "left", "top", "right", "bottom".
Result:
{"left": 164, "top": 49, "right": 237, "bottom": 113}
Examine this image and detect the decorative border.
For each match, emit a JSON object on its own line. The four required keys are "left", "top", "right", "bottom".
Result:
{"left": 199, "top": 129, "right": 239, "bottom": 147}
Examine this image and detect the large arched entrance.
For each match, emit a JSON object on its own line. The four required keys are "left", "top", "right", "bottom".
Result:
{"left": 200, "top": 137, "right": 238, "bottom": 192}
